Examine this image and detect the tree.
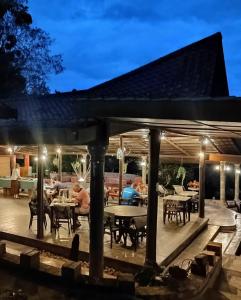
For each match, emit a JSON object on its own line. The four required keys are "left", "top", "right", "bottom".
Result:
{"left": 0, "top": 0, "right": 63, "bottom": 97}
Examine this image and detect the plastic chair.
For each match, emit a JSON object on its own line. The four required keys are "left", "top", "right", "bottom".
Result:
{"left": 104, "top": 212, "right": 119, "bottom": 248}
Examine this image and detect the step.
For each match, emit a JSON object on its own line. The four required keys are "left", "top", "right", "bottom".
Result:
{"left": 213, "top": 231, "right": 235, "bottom": 254}
{"left": 170, "top": 224, "right": 220, "bottom": 269}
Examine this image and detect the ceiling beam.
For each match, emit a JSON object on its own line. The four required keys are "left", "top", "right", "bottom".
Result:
{"left": 164, "top": 139, "right": 190, "bottom": 156}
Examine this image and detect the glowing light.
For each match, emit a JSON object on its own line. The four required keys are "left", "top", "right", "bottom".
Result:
{"left": 199, "top": 151, "right": 204, "bottom": 158}
{"left": 225, "top": 165, "right": 231, "bottom": 171}
{"left": 41, "top": 154, "right": 47, "bottom": 161}
{"left": 80, "top": 158, "right": 86, "bottom": 163}
{"left": 78, "top": 177, "right": 84, "bottom": 182}
{"left": 140, "top": 161, "right": 146, "bottom": 167}
{"left": 34, "top": 157, "right": 38, "bottom": 162}
{"left": 160, "top": 132, "right": 166, "bottom": 140}
{"left": 214, "top": 165, "right": 220, "bottom": 171}
{"left": 203, "top": 138, "right": 209, "bottom": 145}
{"left": 56, "top": 147, "right": 61, "bottom": 154}
{"left": 7, "top": 147, "right": 13, "bottom": 154}
{"left": 236, "top": 169, "right": 241, "bottom": 174}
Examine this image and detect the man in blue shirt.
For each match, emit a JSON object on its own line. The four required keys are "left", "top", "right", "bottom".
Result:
{"left": 122, "top": 180, "right": 140, "bottom": 205}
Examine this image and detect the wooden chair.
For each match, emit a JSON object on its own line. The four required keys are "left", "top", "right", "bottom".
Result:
{"left": 53, "top": 205, "right": 72, "bottom": 234}
{"left": 128, "top": 216, "right": 147, "bottom": 251}
{"left": 28, "top": 201, "right": 47, "bottom": 229}
{"left": 104, "top": 212, "right": 119, "bottom": 248}
{"left": 163, "top": 200, "right": 183, "bottom": 225}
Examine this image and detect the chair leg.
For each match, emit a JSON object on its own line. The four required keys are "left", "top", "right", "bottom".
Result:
{"left": 110, "top": 232, "right": 113, "bottom": 248}
{"left": 29, "top": 215, "right": 33, "bottom": 229}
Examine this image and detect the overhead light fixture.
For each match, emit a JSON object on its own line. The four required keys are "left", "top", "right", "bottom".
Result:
{"left": 214, "top": 165, "right": 220, "bottom": 171}
{"left": 56, "top": 147, "right": 61, "bottom": 154}
{"left": 203, "top": 137, "right": 209, "bottom": 145}
{"left": 41, "top": 154, "right": 47, "bottom": 161}
{"left": 80, "top": 158, "right": 86, "bottom": 163}
{"left": 7, "top": 147, "right": 13, "bottom": 154}
{"left": 160, "top": 131, "right": 166, "bottom": 140}
{"left": 225, "top": 165, "right": 231, "bottom": 171}
{"left": 140, "top": 160, "right": 146, "bottom": 167}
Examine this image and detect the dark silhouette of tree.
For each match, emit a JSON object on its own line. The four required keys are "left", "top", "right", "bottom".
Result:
{"left": 0, "top": 0, "right": 63, "bottom": 97}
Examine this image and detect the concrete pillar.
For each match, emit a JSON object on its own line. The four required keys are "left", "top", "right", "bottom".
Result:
{"left": 118, "top": 136, "right": 124, "bottom": 204}
{"left": 141, "top": 156, "right": 147, "bottom": 185}
{"left": 234, "top": 164, "right": 240, "bottom": 201}
{"left": 88, "top": 123, "right": 109, "bottom": 283}
{"left": 220, "top": 161, "right": 226, "bottom": 205}
{"left": 37, "top": 145, "right": 44, "bottom": 239}
{"left": 199, "top": 141, "right": 206, "bottom": 218}
{"left": 24, "top": 154, "right": 30, "bottom": 176}
{"left": 145, "top": 128, "right": 160, "bottom": 266}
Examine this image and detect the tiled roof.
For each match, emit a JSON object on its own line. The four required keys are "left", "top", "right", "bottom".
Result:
{"left": 76, "top": 32, "right": 229, "bottom": 98}
{"left": 0, "top": 102, "right": 17, "bottom": 119}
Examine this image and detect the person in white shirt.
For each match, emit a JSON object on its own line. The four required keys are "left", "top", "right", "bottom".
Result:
{"left": 11, "top": 163, "right": 21, "bottom": 198}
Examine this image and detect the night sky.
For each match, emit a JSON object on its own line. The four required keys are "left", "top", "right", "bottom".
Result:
{"left": 29, "top": 0, "right": 241, "bottom": 96}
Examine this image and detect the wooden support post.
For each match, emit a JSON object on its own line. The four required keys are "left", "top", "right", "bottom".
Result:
{"left": 88, "top": 123, "right": 109, "bottom": 283}
{"left": 118, "top": 136, "right": 124, "bottom": 204}
{"left": 145, "top": 128, "right": 160, "bottom": 266}
{"left": 37, "top": 145, "right": 44, "bottom": 239}
{"left": 58, "top": 152, "right": 62, "bottom": 182}
{"left": 220, "top": 161, "right": 226, "bottom": 205}
{"left": 141, "top": 156, "right": 147, "bottom": 185}
{"left": 24, "top": 154, "right": 30, "bottom": 176}
{"left": 199, "top": 141, "right": 206, "bottom": 218}
{"left": 234, "top": 164, "right": 240, "bottom": 201}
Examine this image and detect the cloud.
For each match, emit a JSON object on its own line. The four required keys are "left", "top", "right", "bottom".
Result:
{"left": 28, "top": 0, "right": 241, "bottom": 95}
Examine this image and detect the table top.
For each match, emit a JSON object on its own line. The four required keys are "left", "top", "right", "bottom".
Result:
{"left": 178, "top": 191, "right": 198, "bottom": 197}
{"left": 50, "top": 199, "right": 76, "bottom": 207}
{"left": 162, "top": 195, "right": 191, "bottom": 202}
{"left": 188, "top": 187, "right": 199, "bottom": 192}
{"left": 104, "top": 205, "right": 147, "bottom": 218}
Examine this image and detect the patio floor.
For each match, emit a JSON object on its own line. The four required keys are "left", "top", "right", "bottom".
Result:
{"left": 0, "top": 194, "right": 236, "bottom": 267}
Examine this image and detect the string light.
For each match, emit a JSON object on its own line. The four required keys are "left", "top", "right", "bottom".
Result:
{"left": 80, "top": 158, "right": 86, "bottom": 163}
{"left": 199, "top": 151, "right": 204, "bottom": 158}
{"left": 34, "top": 157, "right": 38, "bottom": 162}
{"left": 203, "top": 137, "right": 209, "bottom": 145}
{"left": 214, "top": 165, "right": 220, "bottom": 171}
{"left": 56, "top": 147, "right": 61, "bottom": 154}
{"left": 7, "top": 147, "right": 13, "bottom": 154}
{"left": 140, "top": 160, "right": 146, "bottom": 167}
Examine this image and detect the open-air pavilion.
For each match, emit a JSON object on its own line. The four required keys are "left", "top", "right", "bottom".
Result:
{"left": 1, "top": 32, "right": 241, "bottom": 285}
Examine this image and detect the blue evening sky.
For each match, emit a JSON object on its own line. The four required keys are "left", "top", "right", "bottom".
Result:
{"left": 28, "top": 0, "right": 241, "bottom": 96}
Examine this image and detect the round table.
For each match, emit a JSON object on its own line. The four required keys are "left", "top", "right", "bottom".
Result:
{"left": 104, "top": 205, "right": 147, "bottom": 247}
{"left": 104, "top": 205, "right": 147, "bottom": 218}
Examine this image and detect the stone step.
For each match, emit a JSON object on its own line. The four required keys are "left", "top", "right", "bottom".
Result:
{"left": 170, "top": 224, "right": 220, "bottom": 269}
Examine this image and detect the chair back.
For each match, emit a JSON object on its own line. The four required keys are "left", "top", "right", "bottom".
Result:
{"left": 173, "top": 185, "right": 185, "bottom": 195}
{"left": 29, "top": 201, "right": 37, "bottom": 215}
{"left": 131, "top": 216, "right": 147, "bottom": 230}
{"left": 53, "top": 205, "right": 71, "bottom": 219}
{"left": 103, "top": 212, "right": 115, "bottom": 227}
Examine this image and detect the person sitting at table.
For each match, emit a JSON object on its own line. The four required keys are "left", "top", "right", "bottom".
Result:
{"left": 122, "top": 180, "right": 140, "bottom": 205}
{"left": 71, "top": 183, "right": 90, "bottom": 227}
{"left": 48, "top": 177, "right": 69, "bottom": 199}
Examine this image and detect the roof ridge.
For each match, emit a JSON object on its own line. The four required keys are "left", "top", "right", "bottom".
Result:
{"left": 87, "top": 32, "right": 222, "bottom": 92}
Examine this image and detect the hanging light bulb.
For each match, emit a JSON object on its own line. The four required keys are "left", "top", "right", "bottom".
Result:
{"left": 80, "top": 157, "right": 86, "bottom": 163}
{"left": 160, "top": 131, "right": 166, "bottom": 140}
{"left": 140, "top": 160, "right": 146, "bottom": 167}
{"left": 56, "top": 147, "right": 61, "bottom": 154}
{"left": 198, "top": 151, "right": 204, "bottom": 158}
{"left": 203, "top": 137, "right": 209, "bottom": 145}
{"left": 214, "top": 165, "right": 220, "bottom": 171}
{"left": 7, "top": 147, "right": 13, "bottom": 154}
{"left": 41, "top": 154, "right": 47, "bottom": 161}
{"left": 78, "top": 177, "right": 84, "bottom": 182}
{"left": 34, "top": 157, "right": 38, "bottom": 162}
{"left": 236, "top": 169, "right": 241, "bottom": 174}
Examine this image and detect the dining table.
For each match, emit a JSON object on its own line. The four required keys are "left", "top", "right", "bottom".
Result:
{"left": 162, "top": 195, "right": 192, "bottom": 225}
{"left": 188, "top": 187, "right": 199, "bottom": 192}
{"left": 177, "top": 191, "right": 198, "bottom": 197}
{"left": 104, "top": 205, "right": 147, "bottom": 246}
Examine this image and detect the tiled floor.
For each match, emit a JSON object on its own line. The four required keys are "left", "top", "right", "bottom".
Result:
{"left": 0, "top": 194, "right": 236, "bottom": 266}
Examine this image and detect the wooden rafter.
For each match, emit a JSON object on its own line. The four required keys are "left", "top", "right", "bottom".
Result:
{"left": 164, "top": 139, "right": 190, "bottom": 156}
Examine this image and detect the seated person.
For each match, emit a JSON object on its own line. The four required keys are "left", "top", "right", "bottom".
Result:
{"left": 122, "top": 180, "right": 140, "bottom": 205}
{"left": 48, "top": 178, "right": 69, "bottom": 199}
{"left": 71, "top": 183, "right": 90, "bottom": 226}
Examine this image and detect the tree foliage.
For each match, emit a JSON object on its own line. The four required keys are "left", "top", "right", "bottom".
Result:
{"left": 0, "top": 0, "right": 63, "bottom": 97}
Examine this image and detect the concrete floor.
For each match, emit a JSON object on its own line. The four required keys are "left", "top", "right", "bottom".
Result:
{"left": 0, "top": 195, "right": 236, "bottom": 267}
